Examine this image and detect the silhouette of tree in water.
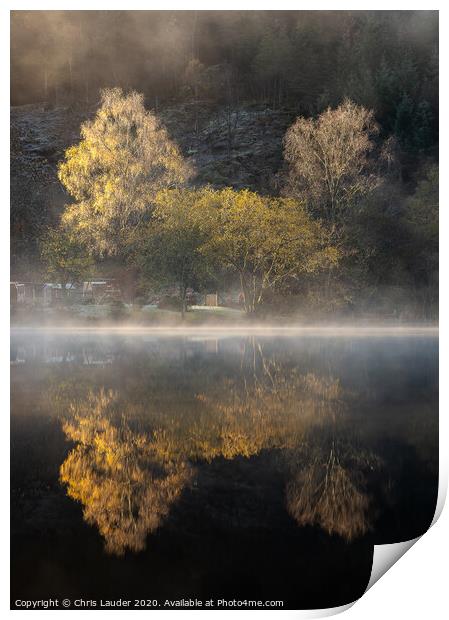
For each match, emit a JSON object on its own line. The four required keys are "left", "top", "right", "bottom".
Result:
{"left": 285, "top": 434, "right": 381, "bottom": 541}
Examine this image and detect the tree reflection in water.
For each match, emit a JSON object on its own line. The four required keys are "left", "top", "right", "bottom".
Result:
{"left": 196, "top": 345, "right": 381, "bottom": 541}
{"left": 60, "top": 341, "right": 382, "bottom": 554}
{"left": 285, "top": 437, "right": 380, "bottom": 541}
{"left": 60, "top": 390, "right": 192, "bottom": 556}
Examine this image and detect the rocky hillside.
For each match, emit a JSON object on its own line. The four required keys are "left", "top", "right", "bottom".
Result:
{"left": 160, "top": 101, "right": 295, "bottom": 192}
{"left": 11, "top": 103, "right": 89, "bottom": 275}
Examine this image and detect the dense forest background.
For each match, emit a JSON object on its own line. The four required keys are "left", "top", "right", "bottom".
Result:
{"left": 10, "top": 11, "right": 438, "bottom": 319}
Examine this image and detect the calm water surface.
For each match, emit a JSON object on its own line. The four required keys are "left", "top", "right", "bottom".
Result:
{"left": 11, "top": 329, "right": 438, "bottom": 609}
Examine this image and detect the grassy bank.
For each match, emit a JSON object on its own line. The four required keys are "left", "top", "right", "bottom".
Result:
{"left": 10, "top": 304, "right": 247, "bottom": 327}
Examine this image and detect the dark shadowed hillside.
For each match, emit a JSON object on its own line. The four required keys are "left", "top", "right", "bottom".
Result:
{"left": 11, "top": 104, "right": 86, "bottom": 275}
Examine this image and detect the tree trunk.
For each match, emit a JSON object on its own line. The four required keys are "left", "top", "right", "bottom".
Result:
{"left": 239, "top": 272, "right": 249, "bottom": 314}
{"left": 240, "top": 272, "right": 258, "bottom": 315}
{"left": 194, "top": 84, "right": 199, "bottom": 135}
{"left": 180, "top": 285, "right": 186, "bottom": 321}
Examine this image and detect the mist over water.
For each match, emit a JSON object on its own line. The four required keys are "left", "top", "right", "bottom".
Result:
{"left": 10, "top": 324, "right": 439, "bottom": 336}
{"left": 11, "top": 328, "right": 438, "bottom": 608}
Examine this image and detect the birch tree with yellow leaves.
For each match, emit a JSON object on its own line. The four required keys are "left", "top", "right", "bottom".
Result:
{"left": 58, "top": 88, "right": 193, "bottom": 256}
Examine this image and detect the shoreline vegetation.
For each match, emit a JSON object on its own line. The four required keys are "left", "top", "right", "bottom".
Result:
{"left": 11, "top": 11, "right": 438, "bottom": 323}
{"left": 11, "top": 89, "right": 438, "bottom": 322}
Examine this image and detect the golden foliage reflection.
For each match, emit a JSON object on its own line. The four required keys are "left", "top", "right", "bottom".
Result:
{"left": 285, "top": 438, "right": 379, "bottom": 541}
{"left": 59, "top": 345, "right": 381, "bottom": 552}
{"left": 60, "top": 390, "right": 192, "bottom": 555}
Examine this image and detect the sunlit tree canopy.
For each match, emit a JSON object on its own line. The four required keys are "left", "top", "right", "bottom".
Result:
{"left": 59, "top": 87, "right": 193, "bottom": 255}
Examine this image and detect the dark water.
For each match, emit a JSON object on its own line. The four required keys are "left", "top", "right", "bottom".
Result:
{"left": 10, "top": 329, "right": 438, "bottom": 610}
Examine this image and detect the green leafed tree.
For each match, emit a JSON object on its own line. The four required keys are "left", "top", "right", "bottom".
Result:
{"left": 40, "top": 227, "right": 93, "bottom": 292}
{"left": 59, "top": 88, "right": 193, "bottom": 256}
{"left": 199, "top": 189, "right": 340, "bottom": 314}
{"left": 135, "top": 188, "right": 217, "bottom": 318}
